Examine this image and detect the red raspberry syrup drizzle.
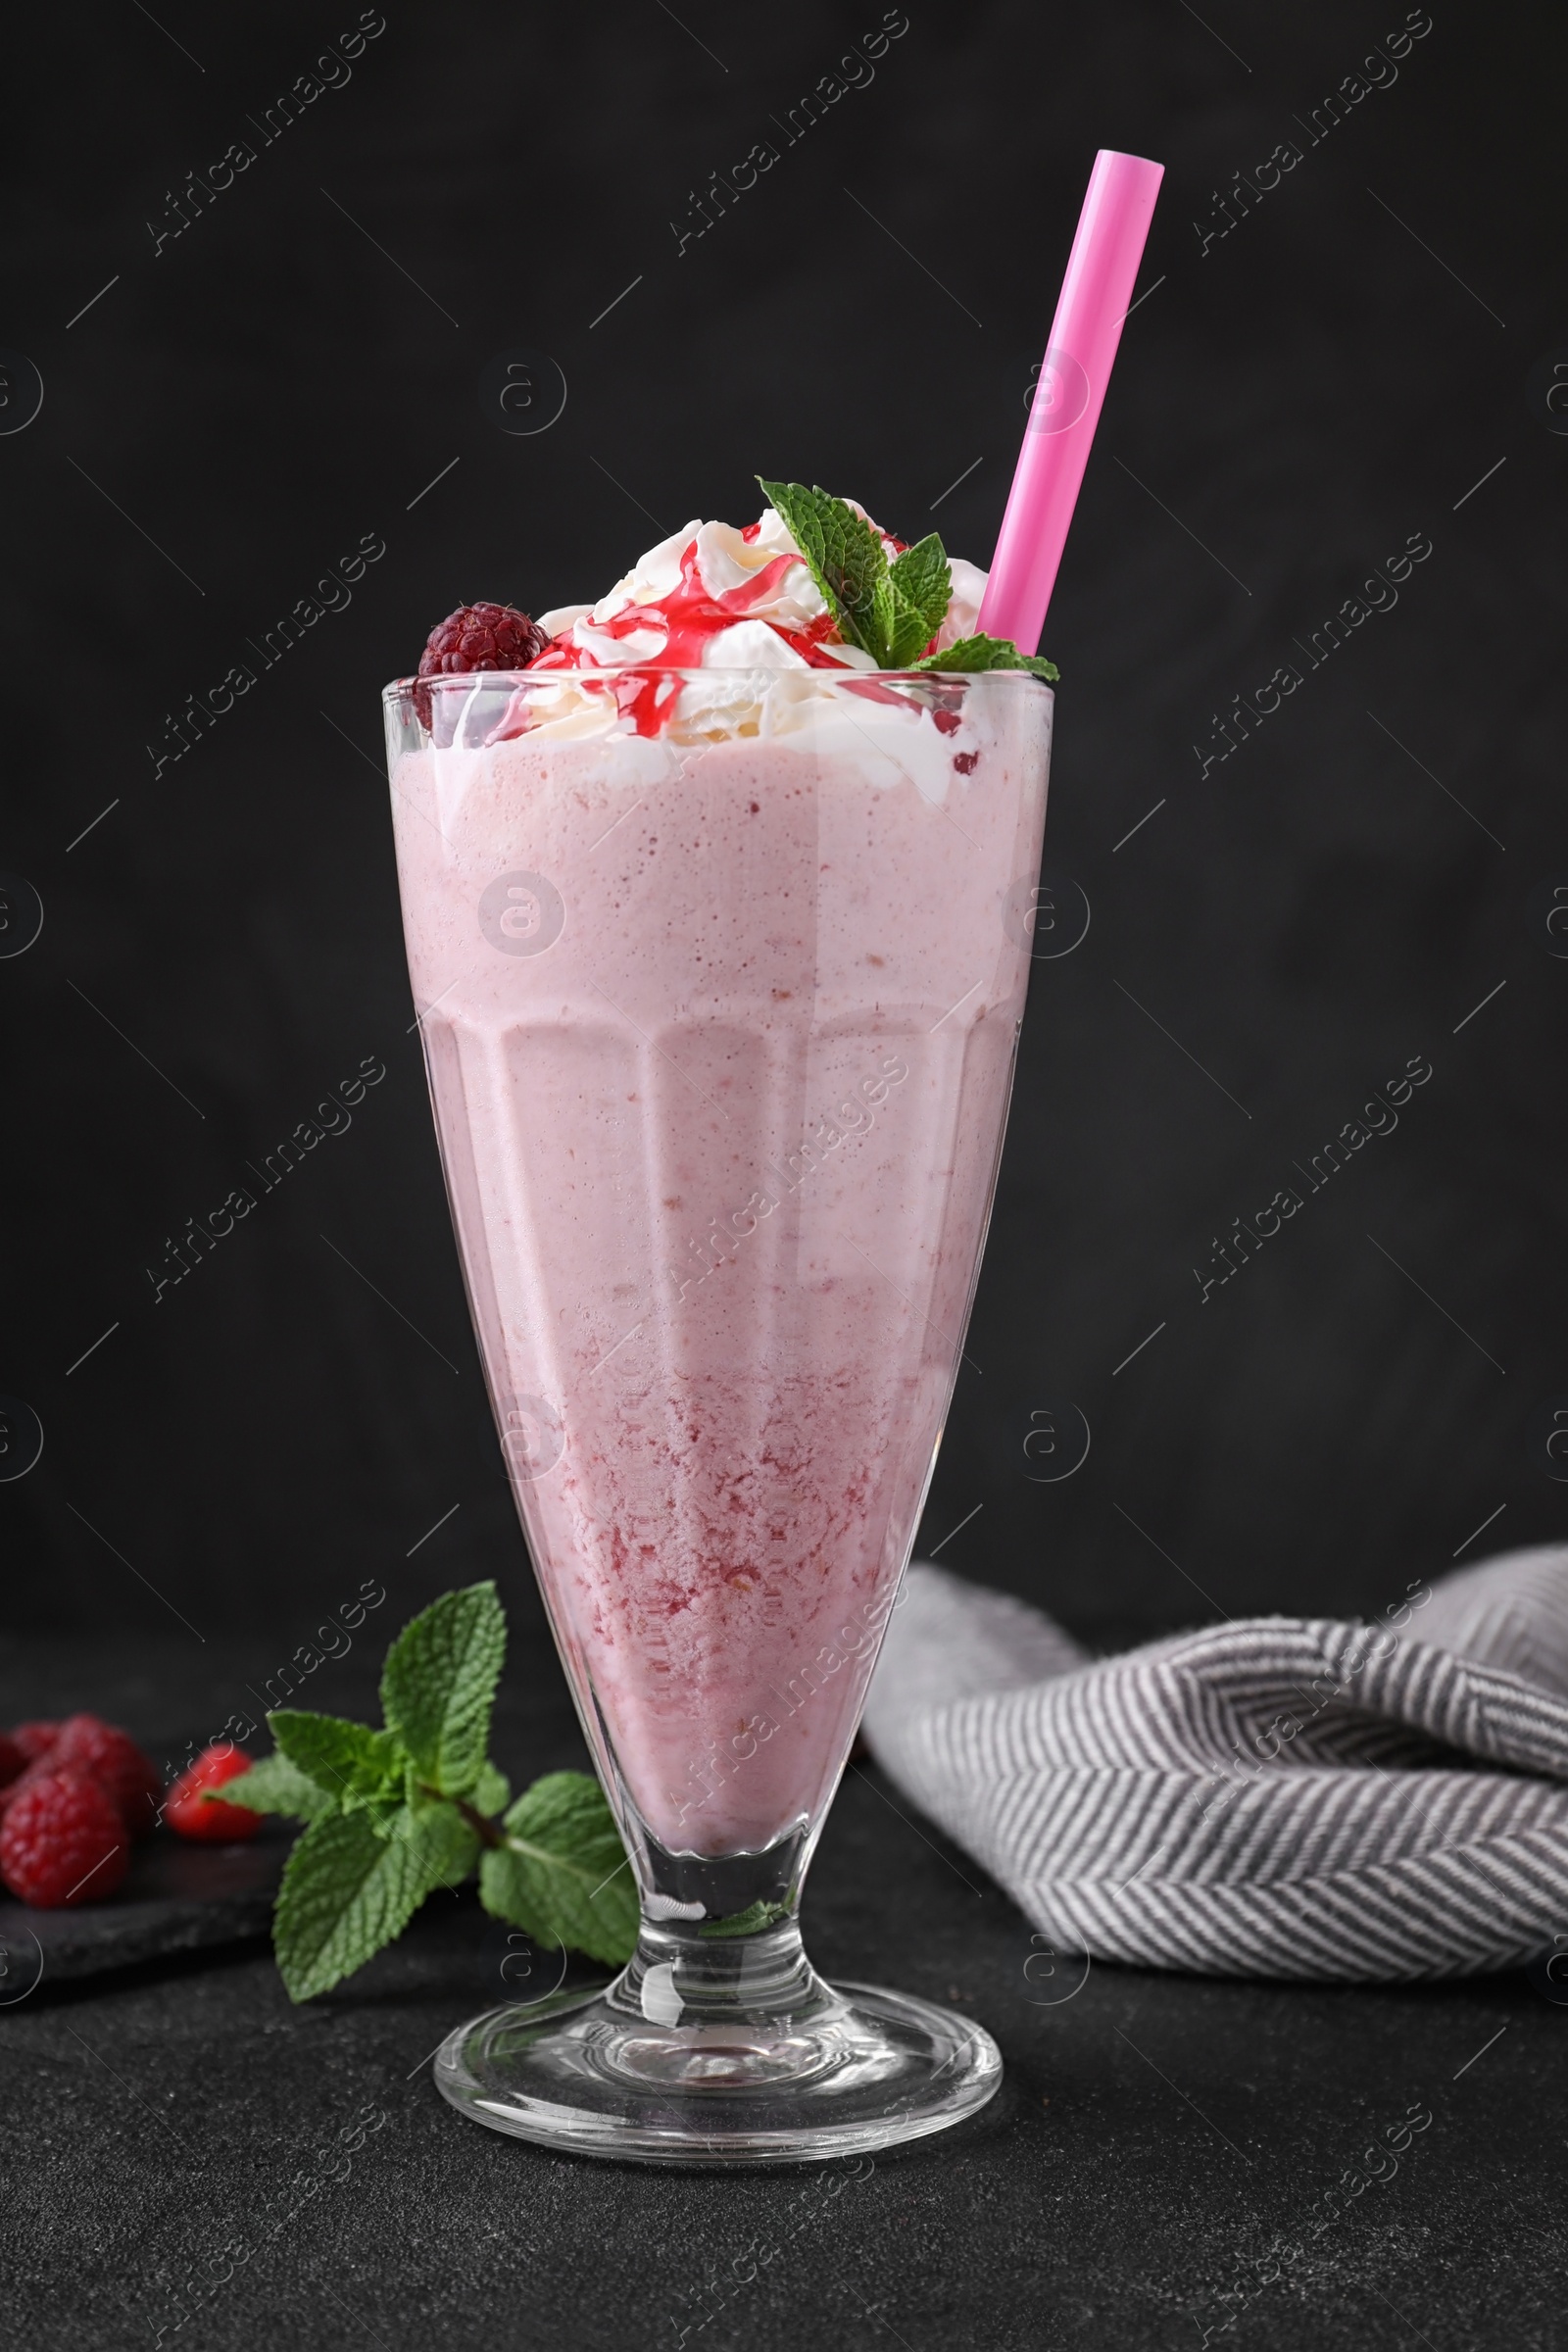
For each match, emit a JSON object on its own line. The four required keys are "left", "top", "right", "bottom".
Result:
{"left": 490, "top": 533, "right": 934, "bottom": 741}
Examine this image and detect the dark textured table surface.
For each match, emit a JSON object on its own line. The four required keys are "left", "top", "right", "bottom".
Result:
{"left": 4, "top": 1628, "right": 1563, "bottom": 2352}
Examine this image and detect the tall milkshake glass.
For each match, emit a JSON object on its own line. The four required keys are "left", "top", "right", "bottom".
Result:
{"left": 385, "top": 662, "right": 1052, "bottom": 2161}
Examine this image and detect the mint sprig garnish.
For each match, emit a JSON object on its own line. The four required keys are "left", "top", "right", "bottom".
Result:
{"left": 757, "top": 476, "right": 1057, "bottom": 678}
{"left": 884, "top": 533, "right": 954, "bottom": 666}
{"left": 216, "top": 1582, "right": 637, "bottom": 2001}
{"left": 759, "top": 477, "right": 886, "bottom": 650}
{"left": 911, "top": 631, "right": 1059, "bottom": 681}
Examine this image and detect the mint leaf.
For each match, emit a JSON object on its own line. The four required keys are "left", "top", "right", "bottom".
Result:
{"left": 698, "top": 1898, "right": 789, "bottom": 1939}
{"left": 759, "top": 481, "right": 984, "bottom": 669}
{"left": 479, "top": 1771, "right": 637, "bottom": 1967}
{"left": 758, "top": 478, "right": 887, "bottom": 654}
{"left": 911, "top": 631, "right": 1059, "bottom": 680}
{"left": 202, "top": 1751, "right": 334, "bottom": 1822}
{"left": 251, "top": 1586, "right": 631, "bottom": 2000}
{"left": 272, "top": 1805, "right": 437, "bottom": 2001}
{"left": 885, "top": 533, "right": 953, "bottom": 666}
{"left": 405, "top": 1785, "right": 482, "bottom": 1885}
{"left": 379, "top": 1581, "right": 505, "bottom": 1797}
{"left": 269, "top": 1711, "right": 405, "bottom": 1808}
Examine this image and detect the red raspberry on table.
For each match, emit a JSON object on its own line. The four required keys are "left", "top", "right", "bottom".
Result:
{"left": 413, "top": 603, "right": 545, "bottom": 728}
{"left": 49, "top": 1714, "right": 163, "bottom": 1837}
{"left": 0, "top": 1733, "right": 25, "bottom": 1789}
{"left": 165, "top": 1742, "right": 261, "bottom": 1843}
{"left": 0, "top": 1762, "right": 45, "bottom": 1820}
{"left": 0, "top": 1770, "right": 129, "bottom": 1907}
{"left": 11, "top": 1720, "right": 61, "bottom": 1763}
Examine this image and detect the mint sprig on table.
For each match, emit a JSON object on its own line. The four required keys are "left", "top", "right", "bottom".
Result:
{"left": 757, "top": 477, "right": 1059, "bottom": 680}
{"left": 220, "top": 1583, "right": 638, "bottom": 2001}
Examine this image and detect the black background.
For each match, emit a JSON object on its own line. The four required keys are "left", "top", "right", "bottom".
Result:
{"left": 4, "top": 0, "right": 1565, "bottom": 1668}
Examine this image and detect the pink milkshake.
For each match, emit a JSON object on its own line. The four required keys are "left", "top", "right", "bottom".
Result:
{"left": 390, "top": 487, "right": 1052, "bottom": 2161}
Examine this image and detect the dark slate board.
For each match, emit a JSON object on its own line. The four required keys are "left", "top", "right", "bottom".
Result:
{"left": 0, "top": 1828, "right": 287, "bottom": 1988}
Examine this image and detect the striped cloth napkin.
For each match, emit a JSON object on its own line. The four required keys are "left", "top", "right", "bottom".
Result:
{"left": 860, "top": 1546, "right": 1568, "bottom": 1979}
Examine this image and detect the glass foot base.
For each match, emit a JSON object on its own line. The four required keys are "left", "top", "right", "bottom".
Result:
{"left": 433, "top": 1973, "right": 1002, "bottom": 2165}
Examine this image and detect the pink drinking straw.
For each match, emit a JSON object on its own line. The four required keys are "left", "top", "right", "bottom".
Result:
{"left": 977, "top": 149, "right": 1164, "bottom": 655}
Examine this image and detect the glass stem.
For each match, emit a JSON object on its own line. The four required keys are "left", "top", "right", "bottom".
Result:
{"left": 612, "top": 1915, "right": 821, "bottom": 2031}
